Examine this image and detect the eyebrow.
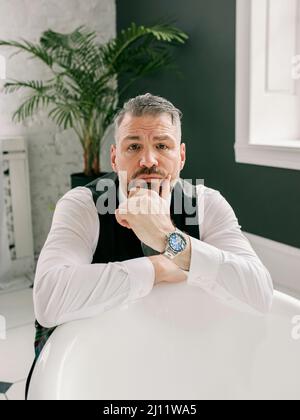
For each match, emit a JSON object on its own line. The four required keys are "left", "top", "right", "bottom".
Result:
{"left": 123, "top": 135, "right": 175, "bottom": 142}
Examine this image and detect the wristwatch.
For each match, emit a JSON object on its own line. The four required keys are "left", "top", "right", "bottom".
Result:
{"left": 162, "top": 228, "right": 188, "bottom": 259}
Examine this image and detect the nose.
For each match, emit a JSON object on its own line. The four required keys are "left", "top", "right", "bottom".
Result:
{"left": 139, "top": 148, "right": 159, "bottom": 168}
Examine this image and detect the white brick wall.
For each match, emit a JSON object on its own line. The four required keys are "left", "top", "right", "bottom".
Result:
{"left": 0, "top": 0, "right": 116, "bottom": 257}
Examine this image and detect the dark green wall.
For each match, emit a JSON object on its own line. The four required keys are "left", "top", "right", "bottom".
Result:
{"left": 117, "top": 0, "right": 300, "bottom": 248}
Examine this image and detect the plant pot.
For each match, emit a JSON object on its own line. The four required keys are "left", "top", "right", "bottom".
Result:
{"left": 71, "top": 172, "right": 108, "bottom": 189}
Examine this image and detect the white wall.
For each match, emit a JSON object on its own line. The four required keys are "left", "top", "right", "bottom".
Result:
{"left": 0, "top": 0, "right": 116, "bottom": 258}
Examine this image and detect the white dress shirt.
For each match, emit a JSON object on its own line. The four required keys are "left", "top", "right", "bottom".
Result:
{"left": 33, "top": 181, "right": 274, "bottom": 328}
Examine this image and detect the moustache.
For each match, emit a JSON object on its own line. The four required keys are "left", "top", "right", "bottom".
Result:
{"left": 133, "top": 169, "right": 166, "bottom": 178}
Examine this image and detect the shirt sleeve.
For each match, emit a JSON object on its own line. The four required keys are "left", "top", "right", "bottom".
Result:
{"left": 186, "top": 186, "right": 274, "bottom": 314}
{"left": 33, "top": 187, "right": 155, "bottom": 328}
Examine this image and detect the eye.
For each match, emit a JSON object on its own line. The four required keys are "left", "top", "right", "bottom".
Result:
{"left": 128, "top": 144, "right": 141, "bottom": 151}
{"left": 157, "top": 144, "right": 169, "bottom": 150}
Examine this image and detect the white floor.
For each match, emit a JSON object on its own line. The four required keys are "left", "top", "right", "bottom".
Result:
{"left": 0, "top": 281, "right": 35, "bottom": 401}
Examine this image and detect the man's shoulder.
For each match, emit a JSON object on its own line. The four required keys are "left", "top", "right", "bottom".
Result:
{"left": 58, "top": 173, "right": 117, "bottom": 205}
{"left": 84, "top": 172, "right": 117, "bottom": 188}
{"left": 57, "top": 186, "right": 94, "bottom": 208}
{"left": 179, "top": 178, "right": 221, "bottom": 199}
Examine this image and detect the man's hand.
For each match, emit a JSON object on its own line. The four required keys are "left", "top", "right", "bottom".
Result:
{"left": 115, "top": 175, "right": 175, "bottom": 252}
{"left": 148, "top": 255, "right": 188, "bottom": 285}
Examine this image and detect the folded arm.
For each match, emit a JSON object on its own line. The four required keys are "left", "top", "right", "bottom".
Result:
{"left": 178, "top": 187, "right": 274, "bottom": 314}
{"left": 33, "top": 187, "right": 155, "bottom": 328}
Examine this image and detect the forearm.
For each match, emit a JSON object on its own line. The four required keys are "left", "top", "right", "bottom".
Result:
{"left": 34, "top": 256, "right": 154, "bottom": 328}
{"left": 187, "top": 237, "right": 274, "bottom": 314}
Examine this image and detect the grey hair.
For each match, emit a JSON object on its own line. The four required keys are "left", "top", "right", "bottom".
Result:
{"left": 114, "top": 93, "right": 182, "bottom": 141}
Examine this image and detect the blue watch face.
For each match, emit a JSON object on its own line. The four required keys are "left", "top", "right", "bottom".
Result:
{"left": 169, "top": 233, "right": 186, "bottom": 253}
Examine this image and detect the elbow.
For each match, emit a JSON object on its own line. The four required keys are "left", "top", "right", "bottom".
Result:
{"left": 34, "top": 307, "right": 58, "bottom": 329}
{"left": 34, "top": 296, "right": 59, "bottom": 329}
{"left": 33, "top": 274, "right": 60, "bottom": 329}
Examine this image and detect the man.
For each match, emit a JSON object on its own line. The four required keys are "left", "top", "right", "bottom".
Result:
{"left": 26, "top": 93, "right": 273, "bottom": 398}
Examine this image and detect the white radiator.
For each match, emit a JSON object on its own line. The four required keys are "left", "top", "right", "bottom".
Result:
{"left": 0, "top": 136, "right": 34, "bottom": 287}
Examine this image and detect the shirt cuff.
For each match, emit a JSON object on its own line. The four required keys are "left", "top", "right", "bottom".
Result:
{"left": 122, "top": 257, "right": 155, "bottom": 303}
{"left": 187, "top": 236, "right": 222, "bottom": 288}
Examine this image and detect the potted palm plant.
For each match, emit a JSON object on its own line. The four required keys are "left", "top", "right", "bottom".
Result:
{"left": 0, "top": 23, "right": 188, "bottom": 188}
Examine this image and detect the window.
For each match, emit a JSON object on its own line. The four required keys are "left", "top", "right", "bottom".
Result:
{"left": 235, "top": 0, "right": 300, "bottom": 170}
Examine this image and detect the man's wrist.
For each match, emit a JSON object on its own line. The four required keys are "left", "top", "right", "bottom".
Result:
{"left": 148, "top": 255, "right": 163, "bottom": 285}
{"left": 156, "top": 223, "right": 176, "bottom": 253}
{"left": 169, "top": 232, "right": 192, "bottom": 271}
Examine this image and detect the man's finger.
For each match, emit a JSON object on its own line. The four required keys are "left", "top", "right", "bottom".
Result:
{"left": 128, "top": 186, "right": 149, "bottom": 199}
{"left": 149, "top": 179, "right": 161, "bottom": 196}
{"left": 128, "top": 179, "right": 148, "bottom": 197}
{"left": 115, "top": 209, "right": 131, "bottom": 229}
{"left": 161, "top": 174, "right": 172, "bottom": 199}
{"left": 128, "top": 187, "right": 139, "bottom": 198}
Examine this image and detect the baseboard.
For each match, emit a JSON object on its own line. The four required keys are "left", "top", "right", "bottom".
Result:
{"left": 243, "top": 232, "right": 300, "bottom": 299}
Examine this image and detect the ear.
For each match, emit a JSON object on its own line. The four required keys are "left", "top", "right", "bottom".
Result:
{"left": 110, "top": 144, "right": 117, "bottom": 172}
{"left": 180, "top": 143, "right": 186, "bottom": 170}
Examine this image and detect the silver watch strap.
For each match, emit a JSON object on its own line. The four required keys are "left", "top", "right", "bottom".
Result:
{"left": 163, "top": 249, "right": 176, "bottom": 259}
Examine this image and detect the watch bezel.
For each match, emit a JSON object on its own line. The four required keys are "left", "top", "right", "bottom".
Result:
{"left": 167, "top": 231, "right": 187, "bottom": 253}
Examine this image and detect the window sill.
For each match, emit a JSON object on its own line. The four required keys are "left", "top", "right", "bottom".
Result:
{"left": 234, "top": 142, "right": 300, "bottom": 171}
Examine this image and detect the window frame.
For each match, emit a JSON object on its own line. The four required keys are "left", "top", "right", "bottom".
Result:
{"left": 235, "top": 0, "right": 300, "bottom": 171}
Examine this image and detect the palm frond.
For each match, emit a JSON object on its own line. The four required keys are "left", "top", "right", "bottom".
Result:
{"left": 144, "top": 24, "right": 188, "bottom": 44}
{"left": 40, "top": 27, "right": 102, "bottom": 75}
{"left": 40, "top": 27, "right": 97, "bottom": 51}
{"left": 0, "top": 39, "right": 53, "bottom": 66}
{"left": 115, "top": 41, "right": 173, "bottom": 76}
{"left": 101, "top": 22, "right": 188, "bottom": 70}
{"left": 48, "top": 103, "right": 82, "bottom": 130}
{"left": 4, "top": 79, "right": 52, "bottom": 94}
{"left": 12, "top": 94, "right": 55, "bottom": 123}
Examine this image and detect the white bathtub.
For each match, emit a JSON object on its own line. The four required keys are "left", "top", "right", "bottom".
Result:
{"left": 28, "top": 283, "right": 300, "bottom": 400}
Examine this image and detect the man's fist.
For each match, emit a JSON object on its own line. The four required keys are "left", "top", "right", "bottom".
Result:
{"left": 115, "top": 176, "right": 174, "bottom": 252}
